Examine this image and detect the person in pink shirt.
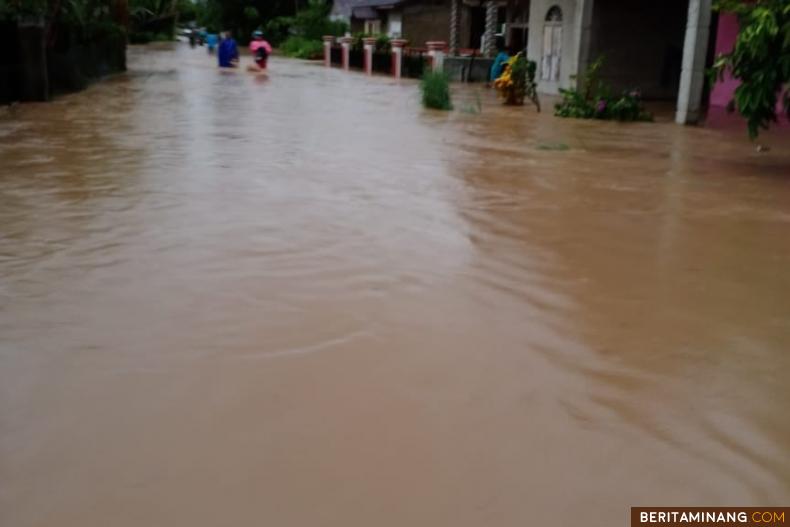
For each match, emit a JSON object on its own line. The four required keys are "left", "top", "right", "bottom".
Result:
{"left": 249, "top": 30, "right": 272, "bottom": 71}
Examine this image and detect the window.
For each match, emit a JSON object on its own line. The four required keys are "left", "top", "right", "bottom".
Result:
{"left": 364, "top": 19, "right": 382, "bottom": 34}
{"left": 541, "top": 5, "right": 563, "bottom": 81}
{"left": 545, "top": 5, "right": 563, "bottom": 22}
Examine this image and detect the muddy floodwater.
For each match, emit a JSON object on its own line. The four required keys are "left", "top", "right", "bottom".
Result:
{"left": 1, "top": 43, "right": 789, "bottom": 526}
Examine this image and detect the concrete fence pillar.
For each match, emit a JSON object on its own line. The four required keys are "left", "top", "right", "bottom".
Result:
{"left": 426, "top": 41, "right": 447, "bottom": 73}
{"left": 391, "top": 39, "right": 408, "bottom": 79}
{"left": 449, "top": 0, "right": 461, "bottom": 56}
{"left": 340, "top": 36, "right": 353, "bottom": 71}
{"left": 363, "top": 37, "right": 377, "bottom": 75}
{"left": 676, "top": 0, "right": 712, "bottom": 124}
{"left": 483, "top": 0, "right": 498, "bottom": 57}
{"left": 323, "top": 35, "right": 335, "bottom": 67}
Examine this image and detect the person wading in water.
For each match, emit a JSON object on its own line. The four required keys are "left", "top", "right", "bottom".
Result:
{"left": 218, "top": 31, "right": 239, "bottom": 68}
{"left": 248, "top": 30, "right": 272, "bottom": 72}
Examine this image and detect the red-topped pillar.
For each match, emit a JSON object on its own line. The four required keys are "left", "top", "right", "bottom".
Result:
{"left": 426, "top": 41, "right": 447, "bottom": 72}
{"left": 390, "top": 39, "right": 408, "bottom": 79}
{"left": 362, "top": 37, "right": 377, "bottom": 75}
{"left": 322, "top": 35, "right": 335, "bottom": 67}
{"left": 339, "top": 35, "right": 354, "bottom": 71}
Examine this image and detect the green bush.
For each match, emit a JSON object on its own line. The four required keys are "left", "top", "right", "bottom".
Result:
{"left": 554, "top": 56, "right": 652, "bottom": 122}
{"left": 129, "top": 31, "right": 154, "bottom": 44}
{"left": 420, "top": 71, "right": 452, "bottom": 110}
{"left": 375, "top": 34, "right": 390, "bottom": 51}
{"left": 264, "top": 16, "right": 293, "bottom": 46}
{"left": 280, "top": 36, "right": 323, "bottom": 59}
{"left": 265, "top": 0, "right": 347, "bottom": 46}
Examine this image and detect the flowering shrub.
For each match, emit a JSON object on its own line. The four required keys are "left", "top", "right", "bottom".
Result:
{"left": 554, "top": 57, "right": 652, "bottom": 122}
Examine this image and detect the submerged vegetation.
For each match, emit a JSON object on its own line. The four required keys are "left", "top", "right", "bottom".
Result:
{"left": 554, "top": 57, "right": 652, "bottom": 122}
{"left": 420, "top": 70, "right": 453, "bottom": 111}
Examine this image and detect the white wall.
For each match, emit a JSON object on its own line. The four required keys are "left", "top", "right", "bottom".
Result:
{"left": 527, "top": 0, "right": 584, "bottom": 95}
{"left": 387, "top": 11, "right": 403, "bottom": 37}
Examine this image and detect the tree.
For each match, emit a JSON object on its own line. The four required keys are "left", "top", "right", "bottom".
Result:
{"left": 711, "top": 0, "right": 790, "bottom": 138}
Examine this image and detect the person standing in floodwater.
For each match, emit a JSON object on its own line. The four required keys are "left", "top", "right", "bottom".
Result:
{"left": 206, "top": 31, "right": 219, "bottom": 54}
{"left": 218, "top": 32, "right": 239, "bottom": 68}
{"left": 489, "top": 37, "right": 510, "bottom": 84}
{"left": 249, "top": 30, "right": 272, "bottom": 71}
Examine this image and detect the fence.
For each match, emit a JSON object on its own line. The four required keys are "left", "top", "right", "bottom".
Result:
{"left": 326, "top": 44, "right": 428, "bottom": 79}
{"left": 330, "top": 46, "right": 342, "bottom": 66}
{"left": 0, "top": 20, "right": 126, "bottom": 103}
{"left": 402, "top": 48, "right": 427, "bottom": 79}
{"left": 372, "top": 51, "right": 391, "bottom": 75}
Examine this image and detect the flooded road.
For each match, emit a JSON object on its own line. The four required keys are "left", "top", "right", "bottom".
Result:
{"left": 1, "top": 43, "right": 789, "bottom": 526}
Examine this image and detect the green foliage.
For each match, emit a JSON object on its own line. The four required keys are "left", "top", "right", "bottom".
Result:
{"left": 554, "top": 56, "right": 652, "bottom": 122}
{"left": 280, "top": 35, "right": 323, "bottom": 59}
{"left": 0, "top": 0, "right": 48, "bottom": 19}
{"left": 176, "top": 0, "right": 197, "bottom": 22}
{"left": 710, "top": 0, "right": 790, "bottom": 138}
{"left": 420, "top": 70, "right": 453, "bottom": 111}
{"left": 243, "top": 5, "right": 258, "bottom": 22}
{"left": 495, "top": 53, "right": 540, "bottom": 110}
{"left": 265, "top": 0, "right": 346, "bottom": 46}
{"left": 263, "top": 16, "right": 292, "bottom": 45}
{"left": 128, "top": 30, "right": 153, "bottom": 43}
{"left": 375, "top": 33, "right": 390, "bottom": 51}
{"left": 196, "top": 0, "right": 296, "bottom": 42}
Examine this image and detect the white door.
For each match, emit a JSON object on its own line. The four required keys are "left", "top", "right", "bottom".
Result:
{"left": 541, "top": 24, "right": 562, "bottom": 81}
{"left": 541, "top": 6, "right": 563, "bottom": 82}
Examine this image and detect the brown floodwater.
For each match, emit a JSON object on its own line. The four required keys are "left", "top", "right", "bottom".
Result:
{"left": 1, "top": 43, "right": 789, "bottom": 526}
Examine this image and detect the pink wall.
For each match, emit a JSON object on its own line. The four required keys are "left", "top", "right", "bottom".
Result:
{"left": 707, "top": 12, "right": 787, "bottom": 130}
{"left": 709, "top": 13, "right": 740, "bottom": 108}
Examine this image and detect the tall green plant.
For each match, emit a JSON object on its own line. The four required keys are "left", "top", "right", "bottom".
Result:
{"left": 710, "top": 0, "right": 790, "bottom": 138}
{"left": 420, "top": 70, "right": 452, "bottom": 111}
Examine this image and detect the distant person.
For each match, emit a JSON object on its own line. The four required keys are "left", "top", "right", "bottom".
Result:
{"left": 206, "top": 32, "right": 218, "bottom": 54}
{"left": 489, "top": 37, "right": 510, "bottom": 83}
{"left": 218, "top": 32, "right": 239, "bottom": 68}
{"left": 248, "top": 30, "right": 272, "bottom": 71}
{"left": 188, "top": 29, "right": 196, "bottom": 48}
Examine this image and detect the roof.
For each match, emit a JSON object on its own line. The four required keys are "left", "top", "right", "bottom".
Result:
{"left": 331, "top": 0, "right": 407, "bottom": 18}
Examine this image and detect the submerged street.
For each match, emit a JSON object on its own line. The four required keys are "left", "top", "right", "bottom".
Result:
{"left": 1, "top": 43, "right": 789, "bottom": 526}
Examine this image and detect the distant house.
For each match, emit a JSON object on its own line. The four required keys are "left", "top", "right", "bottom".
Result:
{"left": 331, "top": 0, "right": 405, "bottom": 37}
{"left": 328, "top": 0, "right": 489, "bottom": 51}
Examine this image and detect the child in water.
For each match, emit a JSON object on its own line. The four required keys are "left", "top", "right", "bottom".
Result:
{"left": 248, "top": 30, "right": 272, "bottom": 71}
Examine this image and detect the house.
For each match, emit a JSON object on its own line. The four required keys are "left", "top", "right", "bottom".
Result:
{"left": 447, "top": 0, "right": 717, "bottom": 124}
{"left": 329, "top": 0, "right": 486, "bottom": 49}
{"left": 330, "top": 0, "right": 405, "bottom": 37}
{"left": 331, "top": 0, "right": 726, "bottom": 125}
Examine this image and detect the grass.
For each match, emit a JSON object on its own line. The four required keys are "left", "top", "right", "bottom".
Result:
{"left": 420, "top": 71, "right": 452, "bottom": 111}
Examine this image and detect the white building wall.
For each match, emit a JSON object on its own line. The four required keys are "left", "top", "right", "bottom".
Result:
{"left": 387, "top": 11, "right": 403, "bottom": 37}
{"left": 527, "top": 0, "right": 586, "bottom": 95}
